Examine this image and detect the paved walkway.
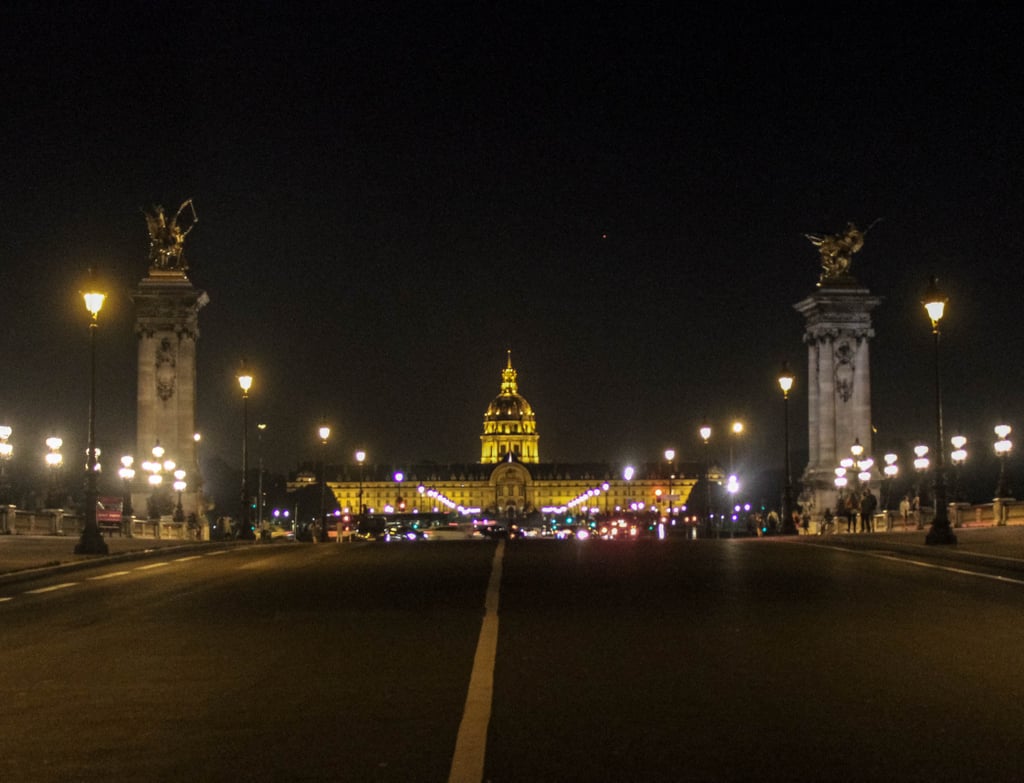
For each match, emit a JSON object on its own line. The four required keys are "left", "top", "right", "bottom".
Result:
{"left": 0, "top": 534, "right": 233, "bottom": 581}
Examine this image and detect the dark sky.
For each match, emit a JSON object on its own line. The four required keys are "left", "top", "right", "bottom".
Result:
{"left": 1, "top": 6, "right": 1021, "bottom": 499}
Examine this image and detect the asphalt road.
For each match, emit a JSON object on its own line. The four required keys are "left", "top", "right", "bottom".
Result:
{"left": 3, "top": 537, "right": 1024, "bottom": 782}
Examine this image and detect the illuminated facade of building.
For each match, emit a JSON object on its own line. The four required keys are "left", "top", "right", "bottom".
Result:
{"left": 318, "top": 354, "right": 702, "bottom": 525}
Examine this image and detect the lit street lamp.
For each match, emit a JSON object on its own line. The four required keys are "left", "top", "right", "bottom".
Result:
{"left": 950, "top": 435, "right": 967, "bottom": 502}
{"left": 173, "top": 468, "right": 187, "bottom": 522}
{"left": 623, "top": 465, "right": 634, "bottom": 513}
{"left": 664, "top": 448, "right": 675, "bottom": 528}
{"left": 76, "top": 279, "right": 108, "bottom": 554}
{"left": 355, "top": 449, "right": 366, "bottom": 526}
{"left": 318, "top": 423, "right": 331, "bottom": 542}
{"left": 237, "top": 366, "right": 255, "bottom": 540}
{"left": 0, "top": 424, "right": 13, "bottom": 504}
{"left": 883, "top": 453, "right": 899, "bottom": 518}
{"left": 913, "top": 444, "right": 930, "bottom": 530}
{"left": 699, "top": 422, "right": 712, "bottom": 537}
{"left": 45, "top": 436, "right": 63, "bottom": 508}
{"left": 778, "top": 363, "right": 796, "bottom": 535}
{"left": 119, "top": 455, "right": 135, "bottom": 537}
{"left": 257, "top": 423, "right": 267, "bottom": 534}
{"left": 922, "top": 277, "right": 956, "bottom": 545}
{"left": 994, "top": 424, "right": 1012, "bottom": 499}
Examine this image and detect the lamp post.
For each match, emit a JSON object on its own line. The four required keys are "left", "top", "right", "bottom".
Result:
{"left": 0, "top": 425, "right": 12, "bottom": 505}
{"left": 699, "top": 422, "right": 712, "bottom": 537}
{"left": 76, "top": 281, "right": 108, "bottom": 554}
{"left": 913, "top": 445, "right": 930, "bottom": 529}
{"left": 257, "top": 423, "right": 267, "bottom": 534}
{"left": 883, "top": 453, "right": 899, "bottom": 524}
{"left": 355, "top": 449, "right": 366, "bottom": 525}
{"left": 922, "top": 277, "right": 956, "bottom": 545}
{"left": 394, "top": 471, "right": 405, "bottom": 513}
{"left": 729, "top": 420, "right": 744, "bottom": 475}
{"left": 664, "top": 448, "right": 675, "bottom": 528}
{"left": 778, "top": 363, "right": 796, "bottom": 535}
{"left": 318, "top": 424, "right": 331, "bottom": 542}
{"left": 949, "top": 435, "right": 967, "bottom": 502}
{"left": 994, "top": 424, "right": 1012, "bottom": 499}
{"left": 45, "top": 436, "right": 63, "bottom": 508}
{"left": 119, "top": 455, "right": 135, "bottom": 537}
{"left": 623, "top": 465, "right": 634, "bottom": 512}
{"left": 173, "top": 469, "right": 187, "bottom": 522}
{"left": 237, "top": 366, "right": 255, "bottom": 540}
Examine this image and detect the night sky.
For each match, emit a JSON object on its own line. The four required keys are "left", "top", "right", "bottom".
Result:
{"left": 2, "top": 6, "right": 1021, "bottom": 503}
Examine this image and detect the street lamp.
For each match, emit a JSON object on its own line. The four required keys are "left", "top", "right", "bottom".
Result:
{"left": 778, "top": 363, "right": 796, "bottom": 535}
{"left": 922, "top": 277, "right": 956, "bottom": 545}
{"left": 45, "top": 436, "right": 63, "bottom": 508}
{"left": 664, "top": 448, "right": 675, "bottom": 528}
{"left": 318, "top": 423, "right": 331, "bottom": 542}
{"left": 355, "top": 449, "right": 366, "bottom": 526}
{"left": 623, "top": 465, "right": 634, "bottom": 512}
{"left": 950, "top": 436, "right": 967, "bottom": 502}
{"left": 994, "top": 424, "right": 1012, "bottom": 499}
{"left": 394, "top": 471, "right": 405, "bottom": 513}
{"left": 119, "top": 455, "right": 135, "bottom": 537}
{"left": 729, "top": 420, "right": 744, "bottom": 475}
{"left": 173, "top": 468, "right": 187, "bottom": 522}
{"left": 237, "top": 366, "right": 255, "bottom": 540}
{"left": 883, "top": 453, "right": 899, "bottom": 513}
{"left": 913, "top": 444, "right": 930, "bottom": 530}
{"left": 0, "top": 424, "right": 12, "bottom": 504}
{"left": 699, "top": 422, "right": 712, "bottom": 537}
{"left": 257, "top": 423, "right": 267, "bottom": 533}
{"left": 601, "top": 481, "right": 610, "bottom": 518}
{"left": 76, "top": 280, "right": 109, "bottom": 554}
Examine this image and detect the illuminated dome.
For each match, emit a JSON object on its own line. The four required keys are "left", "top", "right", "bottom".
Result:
{"left": 480, "top": 351, "right": 540, "bottom": 464}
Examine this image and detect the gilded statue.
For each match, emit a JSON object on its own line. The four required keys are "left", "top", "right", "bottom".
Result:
{"left": 143, "top": 198, "right": 198, "bottom": 271}
{"left": 805, "top": 220, "right": 879, "bottom": 284}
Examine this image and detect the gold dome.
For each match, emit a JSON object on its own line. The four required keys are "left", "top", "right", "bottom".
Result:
{"left": 480, "top": 352, "right": 539, "bottom": 463}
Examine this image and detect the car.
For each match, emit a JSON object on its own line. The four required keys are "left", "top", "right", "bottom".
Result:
{"left": 423, "top": 525, "right": 472, "bottom": 541}
{"left": 384, "top": 525, "right": 427, "bottom": 542}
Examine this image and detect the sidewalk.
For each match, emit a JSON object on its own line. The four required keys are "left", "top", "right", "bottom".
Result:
{"left": 802, "top": 524, "right": 1024, "bottom": 572}
{"left": 0, "top": 533, "right": 230, "bottom": 581}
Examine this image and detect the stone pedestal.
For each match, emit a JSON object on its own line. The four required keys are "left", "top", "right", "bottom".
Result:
{"left": 131, "top": 269, "right": 208, "bottom": 524}
{"left": 794, "top": 283, "right": 882, "bottom": 519}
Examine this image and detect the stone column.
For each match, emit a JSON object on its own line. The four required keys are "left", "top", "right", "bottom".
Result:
{"left": 132, "top": 269, "right": 208, "bottom": 524}
{"left": 794, "top": 283, "right": 882, "bottom": 519}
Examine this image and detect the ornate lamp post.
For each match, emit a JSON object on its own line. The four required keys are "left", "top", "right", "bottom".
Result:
{"left": 922, "top": 277, "right": 956, "bottom": 545}
{"left": 623, "top": 465, "right": 634, "bottom": 514}
{"left": 883, "top": 453, "right": 899, "bottom": 519}
{"left": 664, "top": 448, "right": 675, "bottom": 528}
{"left": 913, "top": 445, "right": 930, "bottom": 530}
{"left": 318, "top": 424, "right": 331, "bottom": 542}
{"left": 949, "top": 436, "right": 967, "bottom": 501}
{"left": 699, "top": 422, "right": 712, "bottom": 537}
{"left": 45, "top": 436, "right": 63, "bottom": 508}
{"left": 994, "top": 424, "right": 1012, "bottom": 499}
{"left": 75, "top": 282, "right": 108, "bottom": 554}
{"left": 355, "top": 449, "right": 366, "bottom": 525}
{"left": 173, "top": 469, "right": 187, "bottom": 522}
{"left": 0, "top": 425, "right": 12, "bottom": 505}
{"left": 257, "top": 423, "right": 267, "bottom": 533}
{"left": 729, "top": 420, "right": 744, "bottom": 475}
{"left": 778, "top": 363, "right": 796, "bottom": 535}
{"left": 119, "top": 455, "right": 135, "bottom": 537}
{"left": 237, "top": 366, "right": 255, "bottom": 540}
{"left": 394, "top": 471, "right": 405, "bottom": 513}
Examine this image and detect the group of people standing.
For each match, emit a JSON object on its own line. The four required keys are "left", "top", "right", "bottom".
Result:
{"left": 822, "top": 486, "right": 879, "bottom": 533}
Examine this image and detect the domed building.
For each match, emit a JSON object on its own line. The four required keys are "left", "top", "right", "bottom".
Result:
{"left": 480, "top": 351, "right": 539, "bottom": 464}
{"left": 301, "top": 352, "right": 708, "bottom": 532}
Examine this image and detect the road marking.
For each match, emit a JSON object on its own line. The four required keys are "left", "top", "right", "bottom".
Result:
{"left": 136, "top": 562, "right": 170, "bottom": 570}
{"left": 866, "top": 551, "right": 1024, "bottom": 585}
{"left": 173, "top": 556, "right": 202, "bottom": 563}
{"left": 0, "top": 596, "right": 13, "bottom": 603}
{"left": 449, "top": 540, "right": 505, "bottom": 783}
{"left": 206, "top": 550, "right": 229, "bottom": 556}
{"left": 88, "top": 571, "right": 132, "bottom": 580}
{"left": 25, "top": 582, "right": 77, "bottom": 594}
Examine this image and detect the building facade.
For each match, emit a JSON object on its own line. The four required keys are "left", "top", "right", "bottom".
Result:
{"left": 318, "top": 354, "right": 702, "bottom": 525}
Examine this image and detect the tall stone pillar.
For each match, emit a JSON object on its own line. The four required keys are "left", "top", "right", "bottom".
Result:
{"left": 130, "top": 201, "right": 208, "bottom": 526}
{"left": 794, "top": 223, "right": 882, "bottom": 520}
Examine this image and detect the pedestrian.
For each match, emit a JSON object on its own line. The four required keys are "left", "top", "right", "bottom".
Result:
{"left": 822, "top": 507, "right": 834, "bottom": 535}
{"left": 860, "top": 488, "right": 877, "bottom": 533}
{"left": 843, "top": 494, "right": 857, "bottom": 532}
{"left": 899, "top": 495, "right": 911, "bottom": 529}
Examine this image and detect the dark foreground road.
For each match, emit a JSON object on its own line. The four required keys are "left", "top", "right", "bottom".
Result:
{"left": 3, "top": 537, "right": 1024, "bottom": 782}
